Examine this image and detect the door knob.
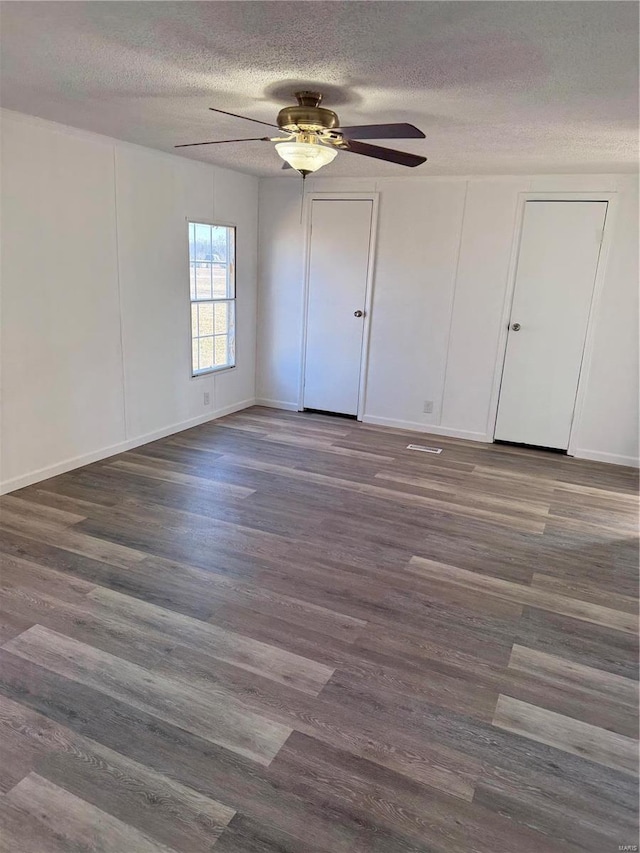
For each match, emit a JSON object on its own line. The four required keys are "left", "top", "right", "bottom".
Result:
{"left": 511, "top": 322, "right": 521, "bottom": 331}
{"left": 354, "top": 310, "right": 364, "bottom": 318}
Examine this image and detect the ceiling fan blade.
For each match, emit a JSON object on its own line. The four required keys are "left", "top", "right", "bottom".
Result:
{"left": 343, "top": 139, "right": 426, "bottom": 167}
{"left": 337, "top": 123, "right": 425, "bottom": 140}
{"left": 209, "top": 106, "right": 280, "bottom": 130}
{"left": 175, "top": 137, "right": 270, "bottom": 149}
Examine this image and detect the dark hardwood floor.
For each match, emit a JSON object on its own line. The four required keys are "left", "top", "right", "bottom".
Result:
{"left": 0, "top": 406, "right": 638, "bottom": 852}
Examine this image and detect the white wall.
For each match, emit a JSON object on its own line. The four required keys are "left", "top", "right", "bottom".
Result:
{"left": 2, "top": 109, "right": 636, "bottom": 488}
{"left": 571, "top": 179, "right": 639, "bottom": 465}
{"left": 257, "top": 173, "right": 639, "bottom": 466}
{"left": 0, "top": 111, "right": 258, "bottom": 493}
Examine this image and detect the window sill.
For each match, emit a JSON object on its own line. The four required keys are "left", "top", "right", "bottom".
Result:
{"left": 191, "top": 365, "right": 236, "bottom": 379}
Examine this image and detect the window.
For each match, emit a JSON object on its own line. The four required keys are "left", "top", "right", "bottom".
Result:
{"left": 189, "top": 222, "right": 236, "bottom": 375}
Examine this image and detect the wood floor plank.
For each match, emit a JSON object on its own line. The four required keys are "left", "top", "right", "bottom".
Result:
{"left": 9, "top": 643, "right": 632, "bottom": 853}
{"left": 509, "top": 644, "right": 639, "bottom": 738}
{"left": 4, "top": 625, "right": 293, "bottom": 766}
{"left": 408, "top": 555, "right": 638, "bottom": 633}
{"left": 0, "top": 583, "right": 483, "bottom": 800}
{"left": 1, "top": 553, "right": 96, "bottom": 602}
{"left": 0, "top": 494, "right": 87, "bottom": 526}
{"left": 376, "top": 470, "right": 552, "bottom": 517}
{"left": 470, "top": 462, "right": 639, "bottom": 497}
{"left": 0, "top": 609, "right": 33, "bottom": 646}
{"left": 229, "top": 411, "right": 350, "bottom": 434}
{"left": 214, "top": 812, "right": 330, "bottom": 853}
{"left": 373, "top": 470, "right": 460, "bottom": 495}
{"left": 137, "top": 555, "right": 368, "bottom": 642}
{"left": 260, "top": 431, "right": 396, "bottom": 461}
{"left": 220, "top": 454, "right": 546, "bottom": 533}
{"left": 0, "top": 406, "right": 637, "bottom": 850}
{"left": 473, "top": 755, "right": 638, "bottom": 852}
{"left": 145, "top": 643, "right": 484, "bottom": 802}
{"left": 6, "top": 773, "right": 178, "bottom": 852}
{"left": 107, "top": 457, "right": 256, "bottom": 497}
{"left": 0, "top": 723, "right": 35, "bottom": 792}
{"left": 0, "top": 795, "right": 83, "bottom": 853}
{"left": 492, "top": 694, "right": 639, "bottom": 776}
{"left": 531, "top": 571, "right": 639, "bottom": 614}
{"left": 0, "top": 694, "right": 236, "bottom": 851}
{"left": 269, "top": 730, "right": 582, "bottom": 853}
{"left": 0, "top": 582, "right": 204, "bottom": 671}
{"left": 0, "top": 526, "right": 368, "bottom": 646}
{"left": 87, "top": 585, "right": 335, "bottom": 695}
{"left": 515, "top": 606, "right": 639, "bottom": 681}
{"left": 0, "top": 651, "right": 406, "bottom": 853}
{"left": 0, "top": 514, "right": 148, "bottom": 568}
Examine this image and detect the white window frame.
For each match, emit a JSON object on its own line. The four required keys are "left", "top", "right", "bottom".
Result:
{"left": 187, "top": 220, "right": 237, "bottom": 377}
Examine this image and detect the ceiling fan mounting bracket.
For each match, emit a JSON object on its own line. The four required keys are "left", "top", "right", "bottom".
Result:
{"left": 294, "top": 91, "right": 323, "bottom": 107}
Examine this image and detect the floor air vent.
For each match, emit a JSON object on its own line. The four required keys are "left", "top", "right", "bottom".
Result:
{"left": 406, "top": 444, "right": 443, "bottom": 454}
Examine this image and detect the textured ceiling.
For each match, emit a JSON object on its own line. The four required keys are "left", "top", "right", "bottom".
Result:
{"left": 1, "top": 1, "right": 638, "bottom": 177}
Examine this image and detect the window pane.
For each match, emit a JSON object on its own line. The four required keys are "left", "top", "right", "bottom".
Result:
{"left": 211, "top": 225, "right": 227, "bottom": 263}
{"left": 195, "top": 263, "right": 212, "bottom": 300}
{"left": 212, "top": 263, "right": 227, "bottom": 298}
{"left": 229, "top": 332, "right": 235, "bottom": 364}
{"left": 214, "top": 301, "right": 229, "bottom": 334}
{"left": 198, "top": 337, "right": 214, "bottom": 371}
{"left": 195, "top": 223, "right": 212, "bottom": 261}
{"left": 189, "top": 223, "right": 236, "bottom": 375}
{"left": 214, "top": 335, "right": 228, "bottom": 366}
{"left": 189, "top": 223, "right": 195, "bottom": 262}
{"left": 198, "top": 302, "right": 214, "bottom": 336}
{"left": 227, "top": 259, "right": 235, "bottom": 299}
{"left": 227, "top": 229, "right": 236, "bottom": 298}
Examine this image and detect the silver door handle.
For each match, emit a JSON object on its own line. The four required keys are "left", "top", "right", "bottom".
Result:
{"left": 354, "top": 310, "right": 364, "bottom": 318}
{"left": 511, "top": 322, "right": 521, "bottom": 331}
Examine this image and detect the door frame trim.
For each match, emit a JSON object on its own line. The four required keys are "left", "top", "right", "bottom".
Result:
{"left": 486, "top": 191, "right": 619, "bottom": 455}
{"left": 297, "top": 192, "right": 380, "bottom": 420}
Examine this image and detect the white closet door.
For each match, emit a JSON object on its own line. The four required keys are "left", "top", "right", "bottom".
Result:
{"left": 495, "top": 201, "right": 607, "bottom": 450}
{"left": 303, "top": 199, "right": 373, "bottom": 416}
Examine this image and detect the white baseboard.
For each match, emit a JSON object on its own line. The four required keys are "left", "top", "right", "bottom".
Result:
{"left": 254, "top": 398, "right": 300, "bottom": 412}
{"left": 0, "top": 398, "right": 256, "bottom": 495}
{"left": 10, "top": 398, "right": 631, "bottom": 492}
{"left": 573, "top": 448, "right": 640, "bottom": 468}
{"left": 211, "top": 399, "right": 257, "bottom": 419}
{"left": 361, "top": 414, "right": 490, "bottom": 443}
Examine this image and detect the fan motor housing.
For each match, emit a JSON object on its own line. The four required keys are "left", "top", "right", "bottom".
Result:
{"left": 277, "top": 105, "right": 339, "bottom": 133}
{"left": 277, "top": 91, "right": 339, "bottom": 133}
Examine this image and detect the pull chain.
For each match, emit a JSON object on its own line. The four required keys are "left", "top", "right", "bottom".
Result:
{"left": 299, "top": 172, "right": 306, "bottom": 224}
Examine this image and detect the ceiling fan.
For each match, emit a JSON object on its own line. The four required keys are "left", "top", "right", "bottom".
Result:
{"left": 176, "top": 91, "right": 427, "bottom": 176}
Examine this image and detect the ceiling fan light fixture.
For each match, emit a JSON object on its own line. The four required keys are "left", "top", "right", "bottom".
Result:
{"left": 275, "top": 140, "right": 338, "bottom": 174}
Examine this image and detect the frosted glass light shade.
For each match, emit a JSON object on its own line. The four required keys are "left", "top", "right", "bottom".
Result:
{"left": 275, "top": 141, "right": 338, "bottom": 173}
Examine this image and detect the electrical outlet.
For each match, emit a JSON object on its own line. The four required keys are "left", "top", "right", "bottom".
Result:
{"left": 204, "top": 392, "right": 211, "bottom": 406}
{"left": 423, "top": 400, "right": 434, "bottom": 414}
